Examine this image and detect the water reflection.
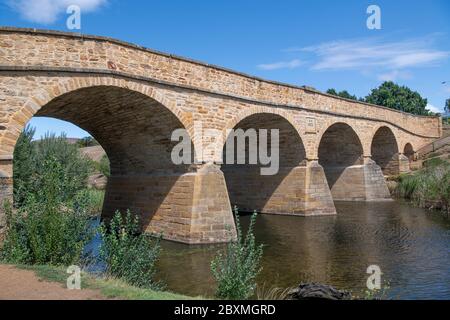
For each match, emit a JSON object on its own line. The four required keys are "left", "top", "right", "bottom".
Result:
{"left": 157, "top": 201, "right": 450, "bottom": 299}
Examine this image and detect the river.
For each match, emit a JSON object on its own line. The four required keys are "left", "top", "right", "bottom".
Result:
{"left": 156, "top": 201, "right": 450, "bottom": 299}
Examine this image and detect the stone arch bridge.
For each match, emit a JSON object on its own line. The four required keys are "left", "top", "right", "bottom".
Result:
{"left": 0, "top": 28, "right": 442, "bottom": 244}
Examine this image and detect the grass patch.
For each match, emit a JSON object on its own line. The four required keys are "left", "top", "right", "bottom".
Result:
{"left": 14, "top": 264, "right": 200, "bottom": 300}
{"left": 395, "top": 158, "right": 450, "bottom": 213}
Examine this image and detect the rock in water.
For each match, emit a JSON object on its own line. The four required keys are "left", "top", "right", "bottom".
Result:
{"left": 286, "top": 283, "right": 352, "bottom": 300}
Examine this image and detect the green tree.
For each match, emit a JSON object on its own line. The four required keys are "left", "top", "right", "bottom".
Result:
{"left": 13, "top": 125, "right": 36, "bottom": 206}
{"left": 1, "top": 157, "right": 94, "bottom": 265}
{"left": 326, "top": 88, "right": 360, "bottom": 101}
{"left": 365, "top": 81, "right": 430, "bottom": 115}
{"left": 77, "top": 136, "right": 100, "bottom": 148}
{"left": 13, "top": 129, "right": 94, "bottom": 206}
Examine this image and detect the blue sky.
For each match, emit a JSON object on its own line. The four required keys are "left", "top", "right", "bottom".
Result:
{"left": 1, "top": 0, "right": 449, "bottom": 139}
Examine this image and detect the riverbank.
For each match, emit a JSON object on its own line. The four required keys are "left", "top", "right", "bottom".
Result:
{"left": 0, "top": 264, "right": 199, "bottom": 300}
{"left": 393, "top": 159, "right": 450, "bottom": 214}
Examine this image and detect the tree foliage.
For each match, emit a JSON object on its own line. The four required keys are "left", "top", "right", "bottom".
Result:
{"left": 326, "top": 88, "right": 360, "bottom": 101}
{"left": 365, "top": 81, "right": 430, "bottom": 115}
{"left": 13, "top": 126, "right": 94, "bottom": 206}
{"left": 77, "top": 136, "right": 100, "bottom": 148}
{"left": 1, "top": 157, "right": 94, "bottom": 265}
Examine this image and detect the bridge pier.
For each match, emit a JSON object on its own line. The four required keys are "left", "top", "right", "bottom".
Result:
{"left": 398, "top": 153, "right": 411, "bottom": 173}
{"left": 324, "top": 157, "right": 391, "bottom": 201}
{"left": 223, "top": 161, "right": 336, "bottom": 216}
{"left": 103, "top": 163, "right": 236, "bottom": 244}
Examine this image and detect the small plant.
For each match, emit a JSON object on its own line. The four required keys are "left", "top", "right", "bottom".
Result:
{"left": 99, "top": 210, "right": 163, "bottom": 290}
{"left": 256, "top": 283, "right": 293, "bottom": 300}
{"left": 210, "top": 207, "right": 264, "bottom": 300}
{"left": 357, "top": 280, "right": 391, "bottom": 300}
{"left": 97, "top": 155, "right": 111, "bottom": 177}
{"left": 75, "top": 189, "right": 105, "bottom": 216}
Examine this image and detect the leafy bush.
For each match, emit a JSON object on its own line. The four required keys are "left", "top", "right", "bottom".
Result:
{"left": 99, "top": 210, "right": 163, "bottom": 289}
{"left": 211, "top": 208, "right": 264, "bottom": 300}
{"left": 1, "top": 158, "right": 95, "bottom": 265}
{"left": 75, "top": 189, "right": 105, "bottom": 216}
{"left": 396, "top": 159, "right": 450, "bottom": 212}
{"left": 13, "top": 125, "right": 36, "bottom": 206}
{"left": 97, "top": 155, "right": 110, "bottom": 177}
{"left": 13, "top": 127, "right": 94, "bottom": 206}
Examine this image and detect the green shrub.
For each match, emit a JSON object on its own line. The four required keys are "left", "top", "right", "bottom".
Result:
{"left": 13, "top": 128, "right": 94, "bottom": 206}
{"left": 75, "top": 189, "right": 105, "bottom": 216}
{"left": 13, "top": 125, "right": 36, "bottom": 206}
{"left": 98, "top": 155, "right": 110, "bottom": 177}
{"left": 211, "top": 208, "right": 264, "bottom": 300}
{"left": 1, "top": 158, "right": 95, "bottom": 265}
{"left": 99, "top": 210, "right": 163, "bottom": 290}
{"left": 396, "top": 160, "right": 450, "bottom": 212}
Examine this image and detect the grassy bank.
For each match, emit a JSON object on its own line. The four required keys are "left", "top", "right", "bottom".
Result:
{"left": 395, "top": 158, "right": 450, "bottom": 213}
{"left": 15, "top": 264, "right": 200, "bottom": 300}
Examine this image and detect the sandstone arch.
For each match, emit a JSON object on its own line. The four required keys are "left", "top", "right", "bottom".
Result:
{"left": 403, "top": 143, "right": 415, "bottom": 161}
{"left": 221, "top": 112, "right": 335, "bottom": 216}
{"left": 371, "top": 126, "right": 400, "bottom": 175}
{"left": 318, "top": 123, "right": 364, "bottom": 200}
{"left": 5, "top": 84, "right": 235, "bottom": 244}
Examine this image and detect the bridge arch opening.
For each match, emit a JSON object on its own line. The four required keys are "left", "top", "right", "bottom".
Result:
{"left": 221, "top": 113, "right": 308, "bottom": 214}
{"left": 371, "top": 126, "right": 399, "bottom": 175}
{"left": 12, "top": 85, "right": 195, "bottom": 232}
{"left": 404, "top": 143, "right": 415, "bottom": 161}
{"left": 318, "top": 123, "right": 364, "bottom": 200}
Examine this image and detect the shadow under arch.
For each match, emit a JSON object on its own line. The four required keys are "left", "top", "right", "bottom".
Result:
{"left": 221, "top": 112, "right": 307, "bottom": 214}
{"left": 17, "top": 85, "right": 195, "bottom": 231}
{"left": 318, "top": 123, "right": 364, "bottom": 188}
{"left": 371, "top": 126, "right": 399, "bottom": 175}
{"left": 404, "top": 143, "right": 414, "bottom": 161}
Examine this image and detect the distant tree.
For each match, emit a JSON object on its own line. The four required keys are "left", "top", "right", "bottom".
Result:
{"left": 77, "top": 136, "right": 100, "bottom": 148}
{"left": 326, "top": 88, "right": 360, "bottom": 101}
{"left": 445, "top": 98, "right": 450, "bottom": 113}
{"left": 365, "top": 81, "right": 429, "bottom": 116}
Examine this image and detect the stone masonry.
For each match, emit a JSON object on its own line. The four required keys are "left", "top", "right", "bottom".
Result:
{"left": 0, "top": 28, "right": 442, "bottom": 243}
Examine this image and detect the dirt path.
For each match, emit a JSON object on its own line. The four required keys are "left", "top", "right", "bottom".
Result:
{"left": 0, "top": 265, "right": 106, "bottom": 300}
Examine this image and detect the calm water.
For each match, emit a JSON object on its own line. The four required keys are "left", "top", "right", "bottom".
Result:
{"left": 156, "top": 201, "right": 450, "bottom": 299}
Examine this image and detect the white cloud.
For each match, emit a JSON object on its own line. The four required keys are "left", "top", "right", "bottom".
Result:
{"left": 426, "top": 103, "right": 444, "bottom": 114}
{"left": 257, "top": 59, "right": 303, "bottom": 71}
{"left": 7, "top": 0, "right": 107, "bottom": 24}
{"left": 377, "top": 70, "right": 413, "bottom": 82}
{"left": 294, "top": 36, "right": 449, "bottom": 71}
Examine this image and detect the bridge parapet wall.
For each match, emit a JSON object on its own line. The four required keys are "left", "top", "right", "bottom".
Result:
{"left": 0, "top": 27, "right": 441, "bottom": 140}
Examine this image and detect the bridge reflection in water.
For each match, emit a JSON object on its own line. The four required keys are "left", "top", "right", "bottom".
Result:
{"left": 156, "top": 201, "right": 450, "bottom": 299}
